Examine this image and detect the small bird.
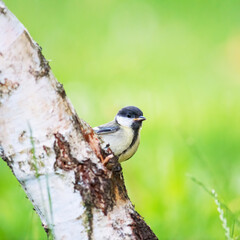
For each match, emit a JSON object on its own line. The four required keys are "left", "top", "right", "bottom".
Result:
{"left": 93, "top": 106, "right": 146, "bottom": 162}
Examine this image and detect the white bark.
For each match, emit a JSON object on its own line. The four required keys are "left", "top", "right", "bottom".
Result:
{"left": 0, "top": 1, "right": 157, "bottom": 240}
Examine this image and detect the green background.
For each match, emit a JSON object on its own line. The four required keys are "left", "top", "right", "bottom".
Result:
{"left": 1, "top": 0, "right": 240, "bottom": 239}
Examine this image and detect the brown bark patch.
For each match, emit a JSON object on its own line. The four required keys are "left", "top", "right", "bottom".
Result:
{"left": 129, "top": 211, "right": 158, "bottom": 240}
{"left": 74, "top": 160, "right": 115, "bottom": 216}
{"left": 53, "top": 133, "right": 79, "bottom": 171}
{"left": 28, "top": 41, "right": 50, "bottom": 80}
{"left": 79, "top": 121, "right": 104, "bottom": 162}
{"left": 0, "top": 78, "right": 19, "bottom": 100}
{"left": 55, "top": 82, "right": 66, "bottom": 98}
{"left": 0, "top": 6, "right": 7, "bottom": 15}
{"left": 71, "top": 114, "right": 114, "bottom": 164}
{"left": 37, "top": 46, "right": 50, "bottom": 77}
{"left": 112, "top": 170, "right": 129, "bottom": 201}
{"left": 43, "top": 145, "right": 51, "bottom": 156}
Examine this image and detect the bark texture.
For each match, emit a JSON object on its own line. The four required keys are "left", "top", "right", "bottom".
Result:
{"left": 0, "top": 1, "right": 158, "bottom": 239}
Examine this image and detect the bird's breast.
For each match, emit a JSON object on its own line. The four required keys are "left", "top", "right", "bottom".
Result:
{"left": 100, "top": 126, "right": 133, "bottom": 157}
{"left": 118, "top": 134, "right": 140, "bottom": 162}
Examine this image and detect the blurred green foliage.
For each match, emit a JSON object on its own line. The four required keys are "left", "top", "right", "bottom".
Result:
{"left": 1, "top": 0, "right": 240, "bottom": 239}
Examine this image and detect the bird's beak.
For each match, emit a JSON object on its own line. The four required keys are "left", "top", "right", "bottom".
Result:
{"left": 134, "top": 116, "right": 146, "bottom": 122}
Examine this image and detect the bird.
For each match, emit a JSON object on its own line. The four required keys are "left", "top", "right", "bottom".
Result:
{"left": 93, "top": 106, "right": 146, "bottom": 162}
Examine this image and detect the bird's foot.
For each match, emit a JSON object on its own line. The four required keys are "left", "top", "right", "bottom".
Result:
{"left": 101, "top": 144, "right": 121, "bottom": 171}
{"left": 102, "top": 153, "right": 114, "bottom": 166}
{"left": 102, "top": 144, "right": 114, "bottom": 165}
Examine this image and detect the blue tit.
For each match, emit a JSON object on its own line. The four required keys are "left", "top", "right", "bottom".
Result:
{"left": 93, "top": 106, "right": 146, "bottom": 162}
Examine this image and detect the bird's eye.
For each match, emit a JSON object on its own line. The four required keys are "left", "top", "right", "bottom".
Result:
{"left": 127, "top": 114, "right": 131, "bottom": 118}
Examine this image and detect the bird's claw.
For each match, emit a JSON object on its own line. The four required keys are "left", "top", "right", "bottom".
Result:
{"left": 102, "top": 154, "right": 114, "bottom": 166}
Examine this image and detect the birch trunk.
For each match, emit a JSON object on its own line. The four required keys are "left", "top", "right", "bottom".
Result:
{"left": 0, "top": 1, "right": 158, "bottom": 239}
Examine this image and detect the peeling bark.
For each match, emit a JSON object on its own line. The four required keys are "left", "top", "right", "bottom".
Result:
{"left": 0, "top": 1, "right": 158, "bottom": 239}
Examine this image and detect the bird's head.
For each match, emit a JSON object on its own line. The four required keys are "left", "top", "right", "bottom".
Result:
{"left": 115, "top": 106, "right": 146, "bottom": 129}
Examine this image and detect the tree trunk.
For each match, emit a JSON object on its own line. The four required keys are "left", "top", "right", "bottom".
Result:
{"left": 0, "top": 1, "right": 158, "bottom": 239}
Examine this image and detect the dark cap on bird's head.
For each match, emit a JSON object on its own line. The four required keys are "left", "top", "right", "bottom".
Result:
{"left": 117, "top": 106, "right": 145, "bottom": 119}
{"left": 117, "top": 106, "right": 143, "bottom": 118}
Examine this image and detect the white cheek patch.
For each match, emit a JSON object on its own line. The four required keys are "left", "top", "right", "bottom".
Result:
{"left": 115, "top": 116, "right": 133, "bottom": 127}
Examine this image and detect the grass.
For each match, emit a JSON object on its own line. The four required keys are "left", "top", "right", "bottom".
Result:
{"left": 188, "top": 175, "right": 240, "bottom": 240}
{"left": 29, "top": 124, "right": 54, "bottom": 239}
{"left": 1, "top": 0, "right": 240, "bottom": 239}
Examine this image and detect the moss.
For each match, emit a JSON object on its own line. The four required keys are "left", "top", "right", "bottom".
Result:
{"left": 83, "top": 201, "right": 93, "bottom": 240}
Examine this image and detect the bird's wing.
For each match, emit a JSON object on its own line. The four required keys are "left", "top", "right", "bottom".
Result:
{"left": 93, "top": 121, "right": 120, "bottom": 135}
